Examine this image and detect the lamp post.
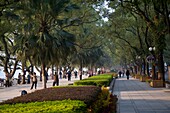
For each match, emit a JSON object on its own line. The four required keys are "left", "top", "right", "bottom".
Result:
{"left": 147, "top": 46, "right": 156, "bottom": 80}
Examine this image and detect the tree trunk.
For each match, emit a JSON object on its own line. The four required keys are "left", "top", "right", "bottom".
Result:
{"left": 146, "top": 62, "right": 150, "bottom": 76}
{"left": 143, "top": 58, "right": 146, "bottom": 75}
{"left": 52, "top": 65, "right": 54, "bottom": 75}
{"left": 152, "top": 64, "right": 156, "bottom": 80}
{"left": 21, "top": 61, "right": 26, "bottom": 84}
{"left": 42, "top": 63, "right": 47, "bottom": 89}
{"left": 158, "top": 52, "right": 165, "bottom": 86}
{"left": 80, "top": 59, "right": 83, "bottom": 80}
{"left": 54, "top": 65, "right": 58, "bottom": 75}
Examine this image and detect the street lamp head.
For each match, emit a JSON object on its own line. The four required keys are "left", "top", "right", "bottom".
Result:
{"left": 149, "top": 47, "right": 153, "bottom": 51}
{"left": 136, "top": 56, "right": 141, "bottom": 59}
{"left": 149, "top": 46, "right": 155, "bottom": 51}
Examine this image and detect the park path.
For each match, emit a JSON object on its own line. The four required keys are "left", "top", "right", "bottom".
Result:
{"left": 113, "top": 76, "right": 170, "bottom": 113}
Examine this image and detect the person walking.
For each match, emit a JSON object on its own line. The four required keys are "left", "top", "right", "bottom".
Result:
{"left": 74, "top": 70, "right": 78, "bottom": 78}
{"left": 27, "top": 73, "right": 31, "bottom": 84}
{"left": 53, "top": 72, "right": 59, "bottom": 86}
{"left": 5, "top": 72, "right": 10, "bottom": 87}
{"left": 30, "top": 72, "right": 37, "bottom": 90}
{"left": 118, "top": 71, "right": 122, "bottom": 78}
{"left": 126, "top": 69, "right": 130, "bottom": 80}
{"left": 122, "top": 70, "right": 125, "bottom": 77}
{"left": 17, "top": 73, "right": 21, "bottom": 84}
{"left": 67, "top": 70, "right": 71, "bottom": 81}
{"left": 59, "top": 71, "right": 62, "bottom": 79}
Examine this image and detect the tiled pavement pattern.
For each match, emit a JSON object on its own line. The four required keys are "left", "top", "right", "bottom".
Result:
{"left": 113, "top": 76, "right": 170, "bottom": 113}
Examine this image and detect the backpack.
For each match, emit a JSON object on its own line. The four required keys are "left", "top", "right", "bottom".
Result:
{"left": 21, "top": 90, "right": 27, "bottom": 96}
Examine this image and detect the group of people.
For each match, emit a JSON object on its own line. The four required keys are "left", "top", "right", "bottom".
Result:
{"left": 16, "top": 71, "right": 37, "bottom": 90}
{"left": 118, "top": 69, "right": 130, "bottom": 80}
{"left": 57, "top": 70, "right": 79, "bottom": 80}
{"left": 4, "top": 69, "right": 81, "bottom": 89}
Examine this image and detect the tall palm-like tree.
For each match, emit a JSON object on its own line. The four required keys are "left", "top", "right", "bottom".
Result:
{"left": 13, "top": 0, "right": 77, "bottom": 88}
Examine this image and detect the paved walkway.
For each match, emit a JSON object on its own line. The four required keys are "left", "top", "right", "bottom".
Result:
{"left": 0, "top": 75, "right": 88, "bottom": 102}
{"left": 113, "top": 76, "right": 170, "bottom": 113}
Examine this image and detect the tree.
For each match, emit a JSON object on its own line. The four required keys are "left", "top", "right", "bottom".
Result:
{"left": 0, "top": 1, "right": 20, "bottom": 78}
{"left": 13, "top": 0, "right": 79, "bottom": 88}
{"left": 118, "top": 0, "right": 170, "bottom": 84}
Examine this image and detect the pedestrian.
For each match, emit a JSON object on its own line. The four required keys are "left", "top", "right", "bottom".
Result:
{"left": 5, "top": 72, "right": 10, "bottom": 87}
{"left": 118, "top": 71, "right": 122, "bottom": 78}
{"left": 59, "top": 71, "right": 62, "bottom": 79}
{"left": 74, "top": 70, "right": 78, "bottom": 78}
{"left": 53, "top": 72, "right": 59, "bottom": 86}
{"left": 30, "top": 72, "right": 37, "bottom": 90}
{"left": 67, "top": 70, "right": 71, "bottom": 81}
{"left": 27, "top": 73, "right": 30, "bottom": 84}
{"left": 17, "top": 73, "right": 21, "bottom": 84}
{"left": 122, "top": 70, "right": 125, "bottom": 77}
{"left": 126, "top": 69, "right": 130, "bottom": 80}
{"left": 98, "top": 70, "right": 101, "bottom": 75}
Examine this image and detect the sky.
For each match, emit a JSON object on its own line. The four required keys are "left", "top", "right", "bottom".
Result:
{"left": 93, "top": 0, "right": 114, "bottom": 22}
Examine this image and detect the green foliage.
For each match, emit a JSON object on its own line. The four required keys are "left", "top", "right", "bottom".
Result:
{"left": 0, "top": 100, "right": 87, "bottom": 113}
{"left": 74, "top": 74, "right": 113, "bottom": 87}
{"left": 89, "top": 87, "right": 117, "bottom": 113}
{"left": 111, "top": 73, "right": 118, "bottom": 78}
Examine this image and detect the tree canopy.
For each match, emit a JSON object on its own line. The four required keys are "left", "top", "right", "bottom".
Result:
{"left": 0, "top": 0, "right": 169, "bottom": 88}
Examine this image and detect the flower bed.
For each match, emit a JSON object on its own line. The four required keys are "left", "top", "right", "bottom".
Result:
{"left": 0, "top": 86, "right": 101, "bottom": 106}
{"left": 0, "top": 86, "right": 117, "bottom": 113}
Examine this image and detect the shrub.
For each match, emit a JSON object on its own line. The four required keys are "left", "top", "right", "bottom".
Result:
{"left": 135, "top": 74, "right": 141, "bottom": 79}
{"left": 74, "top": 74, "right": 113, "bottom": 87}
{"left": 88, "top": 87, "right": 117, "bottom": 113}
{"left": 112, "top": 73, "right": 118, "bottom": 78}
{"left": 0, "top": 100, "right": 87, "bottom": 113}
{"left": 146, "top": 78, "right": 152, "bottom": 83}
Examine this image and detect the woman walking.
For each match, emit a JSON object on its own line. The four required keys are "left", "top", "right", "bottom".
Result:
{"left": 53, "top": 72, "right": 59, "bottom": 86}
{"left": 30, "top": 72, "right": 37, "bottom": 90}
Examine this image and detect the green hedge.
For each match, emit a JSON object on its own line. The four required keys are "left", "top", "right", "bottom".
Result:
{"left": 0, "top": 100, "right": 87, "bottom": 113}
{"left": 74, "top": 74, "right": 113, "bottom": 87}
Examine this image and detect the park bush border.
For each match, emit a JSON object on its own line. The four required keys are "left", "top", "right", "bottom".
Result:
{"left": 74, "top": 74, "right": 113, "bottom": 87}
{"left": 0, "top": 100, "right": 87, "bottom": 113}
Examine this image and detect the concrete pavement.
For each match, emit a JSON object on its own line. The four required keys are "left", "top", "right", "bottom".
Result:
{"left": 113, "top": 76, "right": 170, "bottom": 113}
{"left": 0, "top": 75, "right": 88, "bottom": 102}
